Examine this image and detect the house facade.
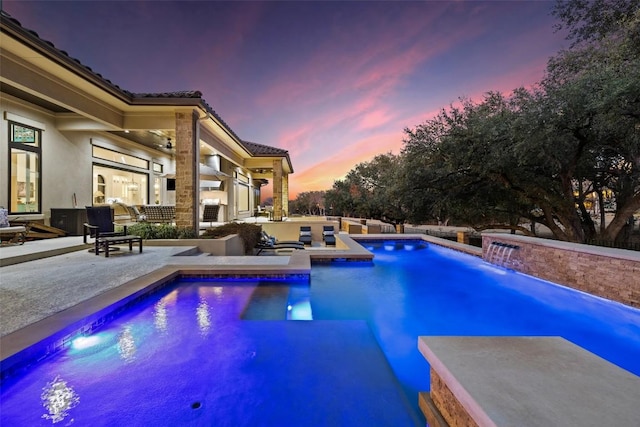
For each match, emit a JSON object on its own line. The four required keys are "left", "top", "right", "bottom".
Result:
{"left": 0, "top": 11, "right": 293, "bottom": 232}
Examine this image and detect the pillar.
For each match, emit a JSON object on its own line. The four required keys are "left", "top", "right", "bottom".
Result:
{"left": 174, "top": 111, "right": 199, "bottom": 231}
{"left": 272, "top": 159, "right": 283, "bottom": 221}
{"left": 282, "top": 173, "right": 289, "bottom": 217}
{"left": 457, "top": 231, "right": 470, "bottom": 244}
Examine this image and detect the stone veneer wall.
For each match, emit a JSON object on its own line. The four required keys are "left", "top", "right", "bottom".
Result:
{"left": 174, "top": 111, "right": 197, "bottom": 230}
{"left": 428, "top": 368, "right": 478, "bottom": 427}
{"left": 482, "top": 233, "right": 640, "bottom": 308}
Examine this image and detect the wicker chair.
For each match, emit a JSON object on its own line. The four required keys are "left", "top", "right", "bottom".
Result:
{"left": 202, "top": 204, "right": 220, "bottom": 226}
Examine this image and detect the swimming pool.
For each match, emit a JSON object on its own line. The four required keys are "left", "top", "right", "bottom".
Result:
{"left": 1, "top": 240, "right": 639, "bottom": 425}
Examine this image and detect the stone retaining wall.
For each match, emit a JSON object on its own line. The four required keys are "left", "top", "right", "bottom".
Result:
{"left": 482, "top": 233, "right": 640, "bottom": 308}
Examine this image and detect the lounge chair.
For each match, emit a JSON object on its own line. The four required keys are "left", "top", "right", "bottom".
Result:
{"left": 84, "top": 206, "right": 142, "bottom": 257}
{"left": 261, "top": 230, "right": 303, "bottom": 246}
{"left": 256, "top": 231, "right": 305, "bottom": 255}
{"left": 203, "top": 204, "right": 220, "bottom": 226}
{"left": 322, "top": 225, "right": 336, "bottom": 246}
{"left": 0, "top": 208, "right": 29, "bottom": 245}
{"left": 299, "top": 226, "right": 312, "bottom": 246}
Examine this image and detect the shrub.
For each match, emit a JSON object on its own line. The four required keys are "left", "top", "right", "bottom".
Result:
{"left": 201, "top": 222, "right": 262, "bottom": 254}
{"left": 126, "top": 223, "right": 197, "bottom": 240}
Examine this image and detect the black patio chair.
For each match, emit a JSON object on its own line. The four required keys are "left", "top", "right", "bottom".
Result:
{"left": 84, "top": 206, "right": 124, "bottom": 253}
{"left": 299, "top": 226, "right": 312, "bottom": 246}
{"left": 322, "top": 225, "right": 336, "bottom": 246}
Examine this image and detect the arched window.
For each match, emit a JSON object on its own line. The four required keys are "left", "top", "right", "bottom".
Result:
{"left": 94, "top": 175, "right": 106, "bottom": 204}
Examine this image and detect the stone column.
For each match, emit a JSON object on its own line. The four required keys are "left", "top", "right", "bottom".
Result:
{"left": 174, "top": 111, "right": 199, "bottom": 231}
{"left": 272, "top": 159, "right": 283, "bottom": 221}
{"left": 282, "top": 174, "right": 289, "bottom": 217}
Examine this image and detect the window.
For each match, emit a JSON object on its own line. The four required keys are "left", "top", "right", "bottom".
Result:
{"left": 238, "top": 183, "right": 250, "bottom": 212}
{"left": 93, "top": 165, "right": 148, "bottom": 206}
{"left": 94, "top": 175, "right": 106, "bottom": 204}
{"left": 8, "top": 122, "right": 41, "bottom": 213}
{"left": 93, "top": 146, "right": 149, "bottom": 169}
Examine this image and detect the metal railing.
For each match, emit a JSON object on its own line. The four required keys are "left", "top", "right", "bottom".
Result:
{"left": 586, "top": 239, "right": 640, "bottom": 252}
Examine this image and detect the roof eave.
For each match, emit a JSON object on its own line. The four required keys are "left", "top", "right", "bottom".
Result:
{"left": 1, "top": 11, "right": 134, "bottom": 103}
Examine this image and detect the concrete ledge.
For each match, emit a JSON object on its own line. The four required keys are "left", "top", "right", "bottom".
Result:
{"left": 261, "top": 220, "right": 340, "bottom": 243}
{"left": 143, "top": 235, "right": 245, "bottom": 255}
{"left": 308, "top": 234, "right": 374, "bottom": 262}
{"left": 352, "top": 233, "right": 483, "bottom": 258}
{"left": 418, "top": 336, "right": 640, "bottom": 427}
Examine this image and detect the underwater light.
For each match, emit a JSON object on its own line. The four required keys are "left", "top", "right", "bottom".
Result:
{"left": 71, "top": 335, "right": 103, "bottom": 351}
{"left": 287, "top": 299, "right": 313, "bottom": 320}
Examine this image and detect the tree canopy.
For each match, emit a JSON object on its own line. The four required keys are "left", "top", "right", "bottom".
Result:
{"left": 294, "top": 0, "right": 639, "bottom": 244}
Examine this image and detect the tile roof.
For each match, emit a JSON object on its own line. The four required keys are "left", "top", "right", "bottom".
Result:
{"left": 132, "top": 91, "right": 203, "bottom": 99}
{"left": 242, "top": 140, "right": 289, "bottom": 156}
{"left": 1, "top": 10, "right": 132, "bottom": 97}
{"left": 1, "top": 11, "right": 244, "bottom": 146}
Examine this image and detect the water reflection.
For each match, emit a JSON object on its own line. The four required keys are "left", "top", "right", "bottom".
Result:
{"left": 117, "top": 326, "right": 136, "bottom": 362}
{"left": 196, "top": 298, "right": 211, "bottom": 335}
{"left": 287, "top": 285, "right": 313, "bottom": 320}
{"left": 41, "top": 375, "right": 80, "bottom": 424}
{"left": 154, "top": 300, "right": 168, "bottom": 332}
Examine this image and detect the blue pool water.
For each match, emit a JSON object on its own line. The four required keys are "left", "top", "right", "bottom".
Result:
{"left": 1, "top": 240, "right": 639, "bottom": 425}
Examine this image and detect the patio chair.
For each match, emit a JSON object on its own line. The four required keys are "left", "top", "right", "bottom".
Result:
{"left": 260, "top": 230, "right": 305, "bottom": 247}
{"left": 299, "top": 226, "right": 312, "bottom": 246}
{"left": 84, "top": 206, "right": 124, "bottom": 243}
{"left": 322, "top": 225, "right": 336, "bottom": 246}
{"left": 203, "top": 204, "right": 220, "bottom": 226}
{"left": 84, "top": 206, "right": 142, "bottom": 256}
{"left": 256, "top": 231, "right": 305, "bottom": 255}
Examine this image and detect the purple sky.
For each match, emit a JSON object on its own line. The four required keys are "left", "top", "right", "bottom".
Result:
{"left": 4, "top": 0, "right": 567, "bottom": 198}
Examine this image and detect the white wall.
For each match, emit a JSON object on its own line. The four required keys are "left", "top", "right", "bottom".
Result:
{"left": 1, "top": 93, "right": 90, "bottom": 221}
{"left": 1, "top": 93, "right": 174, "bottom": 224}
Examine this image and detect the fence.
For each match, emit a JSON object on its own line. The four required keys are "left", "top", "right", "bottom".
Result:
{"left": 587, "top": 239, "right": 640, "bottom": 252}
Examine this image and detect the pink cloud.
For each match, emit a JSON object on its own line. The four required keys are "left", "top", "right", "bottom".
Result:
{"left": 357, "top": 108, "right": 394, "bottom": 132}
{"left": 253, "top": 4, "right": 467, "bottom": 114}
{"left": 288, "top": 131, "right": 405, "bottom": 197}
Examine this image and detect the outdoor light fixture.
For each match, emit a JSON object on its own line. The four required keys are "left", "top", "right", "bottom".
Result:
{"left": 166, "top": 138, "right": 173, "bottom": 149}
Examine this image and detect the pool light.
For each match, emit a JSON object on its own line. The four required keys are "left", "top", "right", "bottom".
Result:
{"left": 71, "top": 335, "right": 103, "bottom": 351}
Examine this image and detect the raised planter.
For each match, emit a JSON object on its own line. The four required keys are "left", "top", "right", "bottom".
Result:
{"left": 142, "top": 235, "right": 244, "bottom": 256}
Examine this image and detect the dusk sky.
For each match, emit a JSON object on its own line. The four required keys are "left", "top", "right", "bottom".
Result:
{"left": 3, "top": 0, "right": 568, "bottom": 199}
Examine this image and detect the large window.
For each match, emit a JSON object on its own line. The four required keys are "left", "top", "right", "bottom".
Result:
{"left": 93, "top": 165, "right": 148, "bottom": 206}
{"left": 8, "top": 122, "right": 41, "bottom": 213}
{"left": 236, "top": 172, "right": 250, "bottom": 212}
{"left": 93, "top": 146, "right": 149, "bottom": 169}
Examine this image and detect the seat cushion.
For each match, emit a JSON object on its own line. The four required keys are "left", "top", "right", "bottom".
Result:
{"left": 0, "top": 208, "right": 9, "bottom": 228}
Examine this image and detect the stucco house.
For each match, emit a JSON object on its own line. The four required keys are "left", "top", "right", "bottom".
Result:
{"left": 0, "top": 10, "right": 293, "bottom": 234}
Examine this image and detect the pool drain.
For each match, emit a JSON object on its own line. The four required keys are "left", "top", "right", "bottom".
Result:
{"left": 191, "top": 401, "right": 202, "bottom": 410}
